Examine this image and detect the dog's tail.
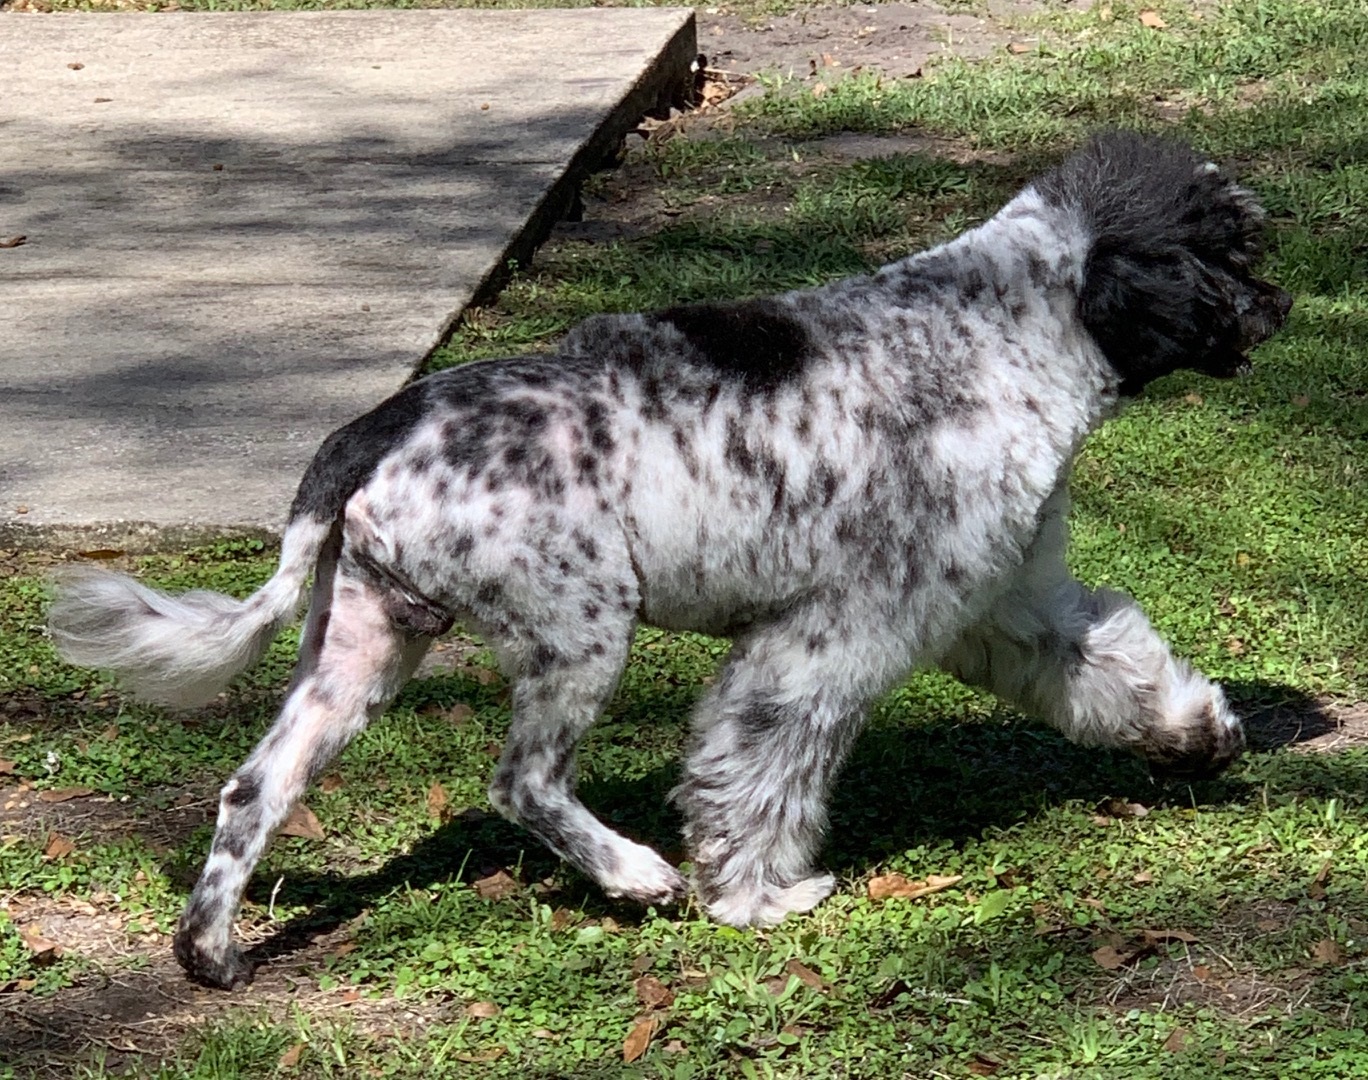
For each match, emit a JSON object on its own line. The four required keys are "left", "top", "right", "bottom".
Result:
{"left": 48, "top": 515, "right": 335, "bottom": 707}
{"left": 49, "top": 383, "right": 430, "bottom": 707}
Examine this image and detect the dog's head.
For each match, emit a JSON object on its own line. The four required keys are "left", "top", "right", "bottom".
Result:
{"left": 1040, "top": 133, "right": 1293, "bottom": 395}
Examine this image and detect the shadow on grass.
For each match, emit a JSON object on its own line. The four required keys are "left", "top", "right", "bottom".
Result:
{"left": 241, "top": 679, "right": 1346, "bottom": 971}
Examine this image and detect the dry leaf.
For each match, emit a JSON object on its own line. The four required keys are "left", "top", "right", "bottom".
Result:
{"left": 447, "top": 703, "right": 474, "bottom": 725}
{"left": 623, "top": 1017, "right": 656, "bottom": 1063}
{"left": 78, "top": 549, "right": 123, "bottom": 560}
{"left": 784, "top": 959, "right": 825, "bottom": 990}
{"left": 1097, "top": 798, "right": 1149, "bottom": 819}
{"left": 1138, "top": 10, "right": 1167, "bottom": 28}
{"left": 1309, "top": 859, "right": 1332, "bottom": 900}
{"left": 1007, "top": 41, "right": 1031, "bottom": 54}
{"left": 630, "top": 953, "right": 655, "bottom": 977}
{"left": 43, "top": 833, "right": 75, "bottom": 860}
{"left": 812, "top": 81, "right": 828, "bottom": 99}
{"left": 1311, "top": 938, "right": 1344, "bottom": 966}
{"left": 1133, "top": 871, "right": 1154, "bottom": 884}
{"left": 278, "top": 1043, "right": 305, "bottom": 1068}
{"left": 328, "top": 942, "right": 356, "bottom": 961}
{"left": 279, "top": 804, "right": 325, "bottom": 841}
{"left": 37, "top": 786, "right": 94, "bottom": 803}
{"left": 465, "top": 1001, "right": 501, "bottom": 1019}
{"left": 969, "top": 1053, "right": 1004, "bottom": 1076}
{"left": 19, "top": 926, "right": 63, "bottom": 962}
{"left": 1192, "top": 964, "right": 1213, "bottom": 983}
{"left": 868, "top": 872, "right": 962, "bottom": 900}
{"left": 319, "top": 773, "right": 344, "bottom": 794}
{"left": 0, "top": 236, "right": 27, "bottom": 249}
{"left": 455, "top": 1047, "right": 506, "bottom": 1063}
{"left": 1256, "top": 918, "right": 1281, "bottom": 931}
{"left": 1091, "top": 944, "right": 1133, "bottom": 970}
{"left": 473, "top": 870, "right": 519, "bottom": 901}
{"left": 1183, "top": 391, "right": 1205, "bottom": 405}
{"left": 635, "top": 975, "right": 675, "bottom": 1009}
{"left": 0, "top": 759, "right": 15, "bottom": 775}
{"left": 426, "top": 781, "right": 449, "bottom": 819}
{"left": 821, "top": 51, "right": 838, "bottom": 67}
{"left": 1163, "top": 1027, "right": 1188, "bottom": 1052}
{"left": 1143, "top": 928, "right": 1198, "bottom": 946}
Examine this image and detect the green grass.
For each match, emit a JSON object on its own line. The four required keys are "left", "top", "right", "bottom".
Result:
{"left": 4, "top": 1, "right": 1368, "bottom": 1076}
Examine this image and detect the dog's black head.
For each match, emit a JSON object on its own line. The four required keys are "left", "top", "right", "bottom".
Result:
{"left": 1037, "top": 132, "right": 1293, "bottom": 395}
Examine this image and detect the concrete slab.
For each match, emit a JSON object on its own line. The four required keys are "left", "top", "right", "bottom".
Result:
{"left": 0, "top": 9, "right": 695, "bottom": 548}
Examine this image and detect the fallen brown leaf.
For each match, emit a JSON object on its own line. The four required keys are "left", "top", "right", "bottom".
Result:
{"left": 635, "top": 974, "right": 675, "bottom": 1009}
{"left": 1309, "top": 859, "right": 1332, "bottom": 900}
{"left": 1311, "top": 938, "right": 1344, "bottom": 966}
{"left": 465, "top": 1001, "right": 501, "bottom": 1019}
{"left": 0, "top": 759, "right": 15, "bottom": 775}
{"left": 78, "top": 549, "right": 123, "bottom": 560}
{"left": 868, "top": 872, "right": 962, "bottom": 900}
{"left": 278, "top": 1043, "right": 305, "bottom": 1068}
{"left": 43, "top": 833, "right": 76, "bottom": 860}
{"left": 426, "top": 781, "right": 449, "bottom": 819}
{"left": 37, "top": 786, "right": 94, "bottom": 803}
{"left": 1007, "top": 41, "right": 1031, "bottom": 54}
{"left": 812, "top": 81, "right": 828, "bottom": 99}
{"left": 1143, "top": 928, "right": 1198, "bottom": 946}
{"left": 473, "top": 870, "right": 519, "bottom": 901}
{"left": 278, "top": 803, "right": 326, "bottom": 841}
{"left": 1138, "top": 9, "right": 1167, "bottom": 28}
{"left": 969, "top": 1053, "right": 1004, "bottom": 1076}
{"left": 455, "top": 1047, "right": 506, "bottom": 1063}
{"left": 319, "top": 773, "right": 344, "bottom": 794}
{"left": 19, "top": 926, "right": 63, "bottom": 962}
{"left": 623, "top": 1017, "right": 656, "bottom": 1063}
{"left": 447, "top": 703, "right": 474, "bottom": 725}
{"left": 0, "top": 236, "right": 27, "bottom": 249}
{"left": 1163, "top": 1027, "right": 1188, "bottom": 1053}
{"left": 1091, "top": 944, "right": 1134, "bottom": 970}
{"left": 784, "top": 959, "right": 825, "bottom": 991}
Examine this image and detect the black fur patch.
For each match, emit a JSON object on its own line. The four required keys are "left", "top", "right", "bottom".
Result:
{"left": 655, "top": 298, "right": 816, "bottom": 391}
{"left": 1033, "top": 130, "right": 1287, "bottom": 393}
{"left": 288, "top": 381, "right": 430, "bottom": 523}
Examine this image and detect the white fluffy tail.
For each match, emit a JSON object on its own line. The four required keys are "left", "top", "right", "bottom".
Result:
{"left": 49, "top": 516, "right": 335, "bottom": 707}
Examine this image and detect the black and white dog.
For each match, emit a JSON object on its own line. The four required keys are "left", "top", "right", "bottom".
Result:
{"left": 50, "top": 131, "right": 1291, "bottom": 989}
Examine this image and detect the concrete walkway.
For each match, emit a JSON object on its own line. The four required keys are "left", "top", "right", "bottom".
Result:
{"left": 0, "top": 9, "right": 695, "bottom": 548}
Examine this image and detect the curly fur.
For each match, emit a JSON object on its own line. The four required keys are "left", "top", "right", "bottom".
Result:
{"left": 49, "top": 130, "right": 1291, "bottom": 989}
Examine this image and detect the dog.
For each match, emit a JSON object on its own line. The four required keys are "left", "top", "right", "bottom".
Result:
{"left": 49, "top": 131, "right": 1291, "bottom": 989}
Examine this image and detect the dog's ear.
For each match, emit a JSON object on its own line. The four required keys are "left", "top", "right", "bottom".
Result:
{"left": 1036, "top": 131, "right": 1289, "bottom": 393}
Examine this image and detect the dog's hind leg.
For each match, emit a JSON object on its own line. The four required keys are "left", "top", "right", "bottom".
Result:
{"left": 675, "top": 604, "right": 908, "bottom": 927}
{"left": 486, "top": 606, "right": 687, "bottom": 906}
{"left": 941, "top": 501, "right": 1244, "bottom": 779}
{"left": 174, "top": 563, "right": 431, "bottom": 989}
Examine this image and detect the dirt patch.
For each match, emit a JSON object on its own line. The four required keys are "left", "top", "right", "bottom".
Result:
{"left": 698, "top": 0, "right": 1053, "bottom": 82}
{"left": 0, "top": 783, "right": 216, "bottom": 852}
{"left": 0, "top": 930, "right": 451, "bottom": 1076}
{"left": 1242, "top": 697, "right": 1368, "bottom": 754}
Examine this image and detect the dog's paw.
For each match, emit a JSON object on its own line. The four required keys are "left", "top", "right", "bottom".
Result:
{"left": 601, "top": 840, "right": 688, "bottom": 906}
{"left": 704, "top": 873, "right": 836, "bottom": 928}
{"left": 173, "top": 928, "right": 254, "bottom": 990}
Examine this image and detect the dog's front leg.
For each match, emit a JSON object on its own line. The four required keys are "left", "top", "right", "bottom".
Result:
{"left": 675, "top": 608, "right": 906, "bottom": 927}
{"left": 944, "top": 576, "right": 1245, "bottom": 779}
{"left": 486, "top": 617, "right": 688, "bottom": 907}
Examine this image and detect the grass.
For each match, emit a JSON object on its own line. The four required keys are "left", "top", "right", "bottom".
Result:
{"left": 3, "top": 0, "right": 1368, "bottom": 1076}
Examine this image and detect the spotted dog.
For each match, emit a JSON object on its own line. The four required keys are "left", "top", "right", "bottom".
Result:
{"left": 50, "top": 131, "right": 1291, "bottom": 989}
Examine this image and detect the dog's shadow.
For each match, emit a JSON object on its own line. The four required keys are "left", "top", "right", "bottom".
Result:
{"left": 244, "top": 679, "right": 1349, "bottom": 969}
